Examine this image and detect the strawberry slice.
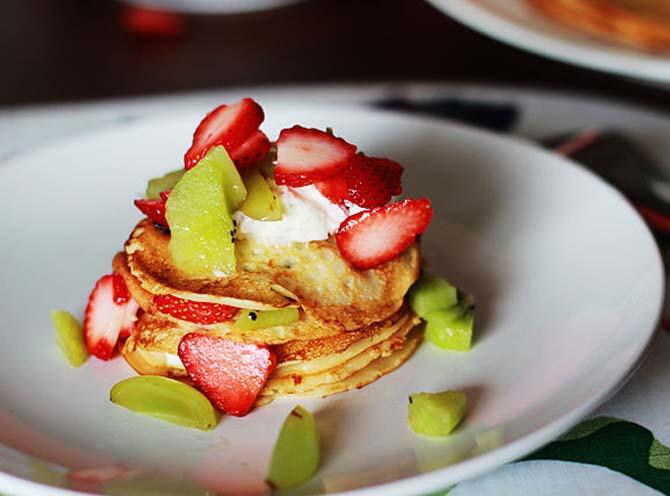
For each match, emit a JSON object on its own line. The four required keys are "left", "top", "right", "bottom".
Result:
{"left": 274, "top": 126, "right": 357, "bottom": 187}
{"left": 229, "top": 130, "right": 272, "bottom": 169}
{"left": 178, "top": 333, "right": 276, "bottom": 416}
{"left": 346, "top": 156, "right": 403, "bottom": 208}
{"left": 336, "top": 198, "right": 433, "bottom": 269}
{"left": 154, "top": 294, "right": 239, "bottom": 324}
{"left": 133, "top": 198, "right": 167, "bottom": 227}
{"left": 184, "top": 99, "right": 264, "bottom": 170}
{"left": 316, "top": 155, "right": 403, "bottom": 208}
{"left": 84, "top": 274, "right": 140, "bottom": 360}
{"left": 315, "top": 174, "right": 348, "bottom": 205}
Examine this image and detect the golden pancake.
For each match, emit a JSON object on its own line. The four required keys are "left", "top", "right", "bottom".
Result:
{"left": 273, "top": 313, "right": 419, "bottom": 377}
{"left": 261, "top": 318, "right": 419, "bottom": 396}
{"left": 256, "top": 330, "right": 422, "bottom": 405}
{"left": 120, "top": 311, "right": 420, "bottom": 386}
{"left": 529, "top": 0, "right": 670, "bottom": 51}
{"left": 125, "top": 220, "right": 292, "bottom": 310}
{"left": 125, "top": 220, "right": 420, "bottom": 331}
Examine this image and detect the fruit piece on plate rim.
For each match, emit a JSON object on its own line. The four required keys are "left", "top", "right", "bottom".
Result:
{"left": 266, "top": 405, "right": 320, "bottom": 489}
{"left": 110, "top": 375, "right": 217, "bottom": 431}
{"left": 84, "top": 274, "right": 139, "bottom": 360}
{"left": 51, "top": 310, "right": 89, "bottom": 367}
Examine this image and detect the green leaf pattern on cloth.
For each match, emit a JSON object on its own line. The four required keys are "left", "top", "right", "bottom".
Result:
{"left": 523, "top": 417, "right": 670, "bottom": 495}
{"left": 649, "top": 439, "right": 670, "bottom": 471}
{"left": 555, "top": 416, "right": 620, "bottom": 442}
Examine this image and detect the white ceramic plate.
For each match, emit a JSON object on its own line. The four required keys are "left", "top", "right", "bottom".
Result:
{"left": 0, "top": 103, "right": 663, "bottom": 496}
{"left": 426, "top": 0, "right": 670, "bottom": 83}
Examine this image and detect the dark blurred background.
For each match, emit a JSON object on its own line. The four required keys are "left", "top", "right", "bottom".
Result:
{"left": 2, "top": 0, "right": 670, "bottom": 109}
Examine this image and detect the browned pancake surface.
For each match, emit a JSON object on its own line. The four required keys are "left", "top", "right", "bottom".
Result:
{"left": 529, "top": 0, "right": 670, "bottom": 51}
{"left": 124, "top": 220, "right": 420, "bottom": 331}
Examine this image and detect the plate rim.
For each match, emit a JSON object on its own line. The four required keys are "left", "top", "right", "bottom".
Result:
{"left": 0, "top": 102, "right": 664, "bottom": 496}
{"left": 425, "top": 0, "right": 670, "bottom": 83}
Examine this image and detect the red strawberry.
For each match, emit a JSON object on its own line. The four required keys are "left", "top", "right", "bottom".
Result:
{"left": 346, "top": 156, "right": 403, "bottom": 208}
{"left": 274, "top": 126, "right": 357, "bottom": 187}
{"left": 184, "top": 99, "right": 264, "bottom": 169}
{"left": 84, "top": 274, "right": 140, "bottom": 360}
{"left": 112, "top": 273, "right": 130, "bottom": 304}
{"left": 178, "top": 333, "right": 276, "bottom": 416}
{"left": 230, "top": 130, "right": 271, "bottom": 169}
{"left": 154, "top": 294, "right": 239, "bottom": 324}
{"left": 120, "top": 6, "right": 185, "bottom": 38}
{"left": 315, "top": 174, "right": 348, "bottom": 204}
{"left": 159, "top": 189, "right": 171, "bottom": 203}
{"left": 336, "top": 198, "right": 433, "bottom": 269}
{"left": 133, "top": 198, "right": 167, "bottom": 227}
{"left": 317, "top": 155, "right": 403, "bottom": 208}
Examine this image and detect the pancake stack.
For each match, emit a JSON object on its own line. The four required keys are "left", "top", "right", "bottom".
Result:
{"left": 115, "top": 219, "right": 423, "bottom": 405}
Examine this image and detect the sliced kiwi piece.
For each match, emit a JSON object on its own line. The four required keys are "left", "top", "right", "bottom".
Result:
{"left": 424, "top": 303, "right": 474, "bottom": 351}
{"left": 145, "top": 169, "right": 185, "bottom": 200}
{"left": 234, "top": 307, "right": 299, "bottom": 331}
{"left": 267, "top": 405, "right": 320, "bottom": 489}
{"left": 110, "top": 376, "right": 217, "bottom": 431}
{"left": 408, "top": 273, "right": 458, "bottom": 319}
{"left": 408, "top": 390, "right": 467, "bottom": 437}
{"left": 239, "top": 169, "right": 283, "bottom": 221}
{"left": 50, "top": 310, "right": 89, "bottom": 367}
{"left": 213, "top": 146, "right": 248, "bottom": 211}
{"left": 166, "top": 147, "right": 241, "bottom": 278}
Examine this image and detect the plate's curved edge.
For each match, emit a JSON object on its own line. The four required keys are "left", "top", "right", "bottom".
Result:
{"left": 0, "top": 103, "right": 664, "bottom": 496}
{"left": 322, "top": 118, "right": 667, "bottom": 495}
{"left": 425, "top": 0, "right": 670, "bottom": 83}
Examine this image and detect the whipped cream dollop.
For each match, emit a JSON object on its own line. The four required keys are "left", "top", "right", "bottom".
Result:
{"left": 233, "top": 184, "right": 362, "bottom": 246}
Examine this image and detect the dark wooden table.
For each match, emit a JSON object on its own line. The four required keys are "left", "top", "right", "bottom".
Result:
{"left": 3, "top": 0, "right": 669, "bottom": 111}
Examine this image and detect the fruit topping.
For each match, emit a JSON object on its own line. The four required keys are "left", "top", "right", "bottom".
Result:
{"left": 213, "top": 146, "right": 248, "bottom": 211}
{"left": 51, "top": 310, "right": 89, "bottom": 367}
{"left": 166, "top": 147, "right": 243, "bottom": 278}
{"left": 184, "top": 98, "right": 264, "bottom": 170}
{"left": 239, "top": 170, "right": 283, "bottom": 221}
{"left": 316, "top": 155, "right": 403, "bottom": 208}
{"left": 274, "top": 126, "right": 357, "bottom": 187}
{"left": 345, "top": 156, "right": 403, "bottom": 208}
{"left": 230, "top": 130, "right": 272, "bottom": 169}
{"left": 110, "top": 375, "right": 217, "bottom": 430}
{"left": 336, "top": 198, "right": 433, "bottom": 269}
{"left": 409, "top": 273, "right": 458, "bottom": 319}
{"left": 133, "top": 198, "right": 168, "bottom": 227}
{"left": 315, "top": 173, "right": 348, "bottom": 205}
{"left": 178, "top": 333, "right": 276, "bottom": 417}
{"left": 266, "top": 405, "right": 320, "bottom": 489}
{"left": 424, "top": 298, "right": 475, "bottom": 352}
{"left": 84, "top": 274, "right": 139, "bottom": 360}
{"left": 154, "top": 294, "right": 239, "bottom": 324}
{"left": 408, "top": 390, "right": 467, "bottom": 437}
{"left": 234, "top": 307, "right": 299, "bottom": 331}
{"left": 145, "top": 169, "right": 184, "bottom": 200}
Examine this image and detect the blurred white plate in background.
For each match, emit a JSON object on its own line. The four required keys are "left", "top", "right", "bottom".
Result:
{"left": 426, "top": 0, "right": 670, "bottom": 83}
{"left": 118, "top": 0, "right": 306, "bottom": 14}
